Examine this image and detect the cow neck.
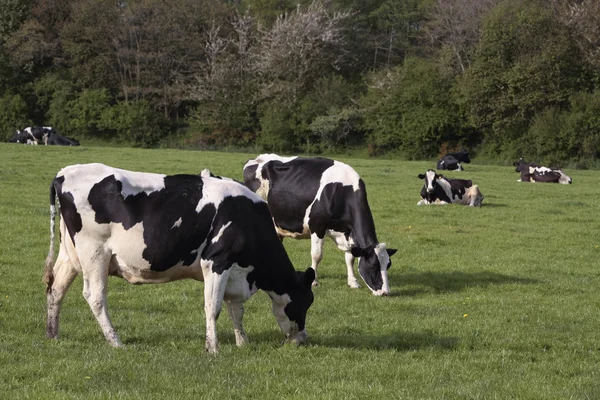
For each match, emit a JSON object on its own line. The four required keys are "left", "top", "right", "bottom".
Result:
{"left": 348, "top": 201, "right": 379, "bottom": 250}
{"left": 253, "top": 245, "right": 300, "bottom": 294}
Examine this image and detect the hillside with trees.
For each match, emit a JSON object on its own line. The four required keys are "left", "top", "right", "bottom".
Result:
{"left": 1, "top": 0, "right": 599, "bottom": 166}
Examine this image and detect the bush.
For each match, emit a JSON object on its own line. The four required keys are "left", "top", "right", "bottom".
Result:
{"left": 528, "top": 91, "right": 600, "bottom": 166}
{"left": 0, "top": 92, "right": 31, "bottom": 141}
{"left": 98, "top": 100, "right": 166, "bottom": 148}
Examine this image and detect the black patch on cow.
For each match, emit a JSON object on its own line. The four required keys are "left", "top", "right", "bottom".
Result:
{"left": 357, "top": 245, "right": 383, "bottom": 290}
{"left": 437, "top": 150, "right": 470, "bottom": 170}
{"left": 262, "top": 157, "right": 335, "bottom": 235}
{"left": 88, "top": 174, "right": 216, "bottom": 271}
{"left": 307, "top": 180, "right": 377, "bottom": 246}
{"left": 54, "top": 176, "right": 83, "bottom": 245}
{"left": 532, "top": 170, "right": 561, "bottom": 183}
{"left": 447, "top": 178, "right": 472, "bottom": 200}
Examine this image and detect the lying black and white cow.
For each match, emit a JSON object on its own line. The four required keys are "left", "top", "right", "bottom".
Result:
{"left": 417, "top": 169, "right": 484, "bottom": 207}
{"left": 9, "top": 126, "right": 80, "bottom": 146}
{"left": 243, "top": 154, "right": 397, "bottom": 296}
{"left": 436, "top": 150, "right": 471, "bottom": 171}
{"left": 514, "top": 158, "right": 571, "bottom": 184}
{"left": 44, "top": 163, "right": 315, "bottom": 353}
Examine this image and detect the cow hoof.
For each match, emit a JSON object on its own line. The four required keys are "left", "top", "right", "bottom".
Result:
{"left": 348, "top": 281, "right": 360, "bottom": 289}
{"left": 311, "top": 280, "right": 319, "bottom": 287}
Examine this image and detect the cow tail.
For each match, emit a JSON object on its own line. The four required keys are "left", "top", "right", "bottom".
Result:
{"left": 44, "top": 179, "right": 58, "bottom": 293}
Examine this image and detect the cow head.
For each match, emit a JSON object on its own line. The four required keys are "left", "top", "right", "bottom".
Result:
{"left": 418, "top": 169, "right": 443, "bottom": 194}
{"left": 351, "top": 243, "right": 397, "bottom": 296}
{"left": 273, "top": 268, "right": 315, "bottom": 345}
{"left": 456, "top": 150, "right": 471, "bottom": 163}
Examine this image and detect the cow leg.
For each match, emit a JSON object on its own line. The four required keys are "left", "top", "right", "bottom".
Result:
{"left": 345, "top": 251, "right": 361, "bottom": 289}
{"left": 310, "top": 233, "right": 324, "bottom": 287}
{"left": 202, "top": 261, "right": 231, "bottom": 354}
{"left": 81, "top": 255, "right": 122, "bottom": 348}
{"left": 46, "top": 250, "right": 78, "bottom": 339}
{"left": 225, "top": 301, "right": 248, "bottom": 347}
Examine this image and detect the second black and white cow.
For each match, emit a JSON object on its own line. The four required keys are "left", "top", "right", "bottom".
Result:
{"left": 417, "top": 169, "right": 484, "bottom": 207}
{"left": 514, "top": 158, "right": 571, "bottom": 184}
{"left": 44, "top": 163, "right": 315, "bottom": 353}
{"left": 436, "top": 150, "right": 471, "bottom": 171}
{"left": 243, "top": 154, "right": 397, "bottom": 296}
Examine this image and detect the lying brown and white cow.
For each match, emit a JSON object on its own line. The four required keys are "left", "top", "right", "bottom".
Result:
{"left": 514, "top": 158, "right": 572, "bottom": 184}
{"left": 417, "top": 169, "right": 484, "bottom": 207}
{"left": 44, "top": 163, "right": 315, "bottom": 353}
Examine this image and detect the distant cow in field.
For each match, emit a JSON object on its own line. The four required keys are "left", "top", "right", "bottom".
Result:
{"left": 417, "top": 169, "right": 484, "bottom": 207}
{"left": 514, "top": 159, "right": 571, "bottom": 184}
{"left": 9, "top": 126, "right": 80, "bottom": 146}
{"left": 44, "top": 163, "right": 315, "bottom": 353}
{"left": 243, "top": 154, "right": 397, "bottom": 296}
{"left": 436, "top": 150, "right": 471, "bottom": 171}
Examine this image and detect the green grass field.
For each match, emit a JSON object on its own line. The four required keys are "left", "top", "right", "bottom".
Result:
{"left": 1, "top": 143, "right": 599, "bottom": 399}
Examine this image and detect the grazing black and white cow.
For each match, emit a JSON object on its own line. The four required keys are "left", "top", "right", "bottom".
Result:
{"left": 243, "top": 154, "right": 397, "bottom": 296}
{"left": 514, "top": 159, "right": 571, "bottom": 184}
{"left": 43, "top": 163, "right": 315, "bottom": 353}
{"left": 417, "top": 169, "right": 484, "bottom": 207}
{"left": 436, "top": 150, "right": 471, "bottom": 171}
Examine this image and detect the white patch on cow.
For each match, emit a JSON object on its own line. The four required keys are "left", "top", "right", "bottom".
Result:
{"left": 106, "top": 221, "right": 150, "bottom": 269}
{"left": 425, "top": 170, "right": 437, "bottom": 193}
{"left": 328, "top": 229, "right": 355, "bottom": 252}
{"left": 212, "top": 221, "right": 232, "bottom": 244}
{"left": 196, "top": 177, "right": 262, "bottom": 213}
{"left": 171, "top": 217, "right": 182, "bottom": 229}
{"left": 557, "top": 170, "right": 572, "bottom": 184}
{"left": 224, "top": 263, "right": 257, "bottom": 301}
{"left": 200, "top": 169, "right": 212, "bottom": 178}
{"left": 268, "top": 291, "right": 306, "bottom": 342}
{"left": 60, "top": 164, "right": 167, "bottom": 207}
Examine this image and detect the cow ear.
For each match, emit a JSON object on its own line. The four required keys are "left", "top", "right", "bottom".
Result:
{"left": 417, "top": 174, "right": 425, "bottom": 180}
{"left": 387, "top": 248, "right": 397, "bottom": 257}
{"left": 304, "top": 268, "right": 315, "bottom": 287}
{"left": 350, "top": 247, "right": 363, "bottom": 258}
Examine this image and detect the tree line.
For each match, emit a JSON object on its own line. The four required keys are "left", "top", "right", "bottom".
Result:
{"left": 1, "top": 0, "right": 599, "bottom": 166}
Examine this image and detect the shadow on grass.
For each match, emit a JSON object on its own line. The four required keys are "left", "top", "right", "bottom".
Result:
{"left": 120, "top": 329, "right": 460, "bottom": 352}
{"left": 480, "top": 203, "right": 508, "bottom": 208}
{"left": 390, "top": 270, "right": 538, "bottom": 296}
{"left": 309, "top": 330, "right": 460, "bottom": 351}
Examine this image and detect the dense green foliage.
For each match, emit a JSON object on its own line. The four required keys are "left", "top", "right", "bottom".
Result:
{"left": 0, "top": 0, "right": 599, "bottom": 165}
{"left": 1, "top": 144, "right": 600, "bottom": 398}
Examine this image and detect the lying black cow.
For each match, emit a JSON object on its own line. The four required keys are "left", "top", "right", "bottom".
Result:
{"left": 514, "top": 158, "right": 571, "bottom": 184}
{"left": 417, "top": 169, "right": 484, "bottom": 207}
{"left": 436, "top": 150, "right": 471, "bottom": 171}
{"left": 243, "top": 154, "right": 397, "bottom": 296}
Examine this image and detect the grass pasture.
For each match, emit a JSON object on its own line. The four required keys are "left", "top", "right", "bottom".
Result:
{"left": 0, "top": 143, "right": 599, "bottom": 399}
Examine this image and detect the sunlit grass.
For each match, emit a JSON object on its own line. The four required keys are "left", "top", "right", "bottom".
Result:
{"left": 1, "top": 143, "right": 599, "bottom": 399}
